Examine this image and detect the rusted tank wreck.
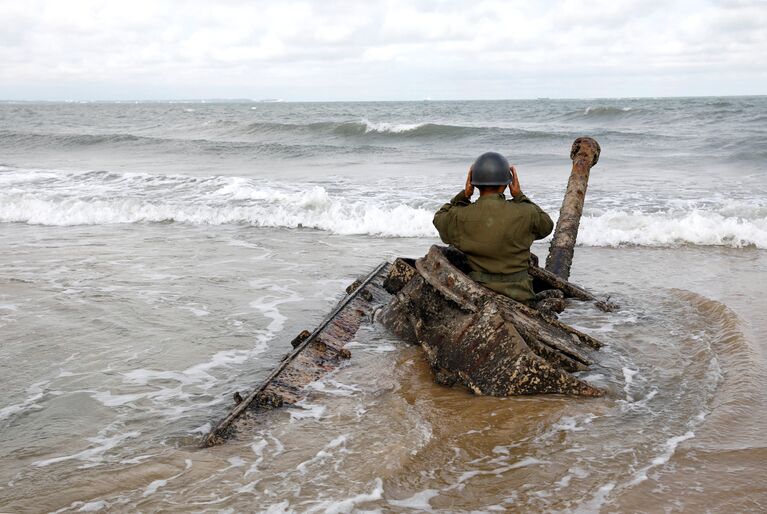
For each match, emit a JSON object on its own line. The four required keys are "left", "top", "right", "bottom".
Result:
{"left": 202, "top": 137, "right": 613, "bottom": 447}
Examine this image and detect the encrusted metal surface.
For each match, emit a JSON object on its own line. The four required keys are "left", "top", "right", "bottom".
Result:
{"left": 546, "top": 137, "right": 601, "bottom": 281}
{"left": 380, "top": 246, "right": 603, "bottom": 397}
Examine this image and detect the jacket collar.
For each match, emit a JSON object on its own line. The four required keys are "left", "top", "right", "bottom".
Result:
{"left": 476, "top": 193, "right": 506, "bottom": 202}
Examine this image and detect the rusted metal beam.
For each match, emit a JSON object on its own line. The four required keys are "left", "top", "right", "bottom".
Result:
{"left": 529, "top": 264, "right": 618, "bottom": 312}
{"left": 201, "top": 261, "right": 390, "bottom": 447}
{"left": 545, "top": 137, "right": 601, "bottom": 281}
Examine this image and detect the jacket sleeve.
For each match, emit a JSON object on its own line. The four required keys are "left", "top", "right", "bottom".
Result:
{"left": 513, "top": 194, "right": 554, "bottom": 240}
{"left": 433, "top": 190, "right": 471, "bottom": 244}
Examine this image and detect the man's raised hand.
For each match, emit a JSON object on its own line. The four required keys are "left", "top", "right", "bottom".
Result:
{"left": 509, "top": 165, "right": 522, "bottom": 198}
{"left": 464, "top": 167, "right": 475, "bottom": 198}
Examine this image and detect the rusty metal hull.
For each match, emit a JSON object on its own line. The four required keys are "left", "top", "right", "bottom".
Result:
{"left": 202, "top": 247, "right": 610, "bottom": 446}
{"left": 379, "top": 246, "right": 604, "bottom": 397}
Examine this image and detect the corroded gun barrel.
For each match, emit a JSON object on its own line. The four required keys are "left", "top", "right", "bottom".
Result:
{"left": 545, "top": 137, "right": 601, "bottom": 281}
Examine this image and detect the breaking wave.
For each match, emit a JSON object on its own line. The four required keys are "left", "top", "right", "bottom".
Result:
{"left": 560, "top": 105, "right": 639, "bottom": 121}
{"left": 337, "top": 119, "right": 469, "bottom": 137}
{"left": 0, "top": 194, "right": 435, "bottom": 237}
{"left": 0, "top": 121, "right": 550, "bottom": 156}
{"left": 579, "top": 210, "right": 767, "bottom": 249}
{"left": 583, "top": 106, "right": 634, "bottom": 116}
{"left": 1, "top": 169, "right": 766, "bottom": 248}
{"left": 0, "top": 170, "right": 435, "bottom": 237}
{"left": 240, "top": 119, "right": 483, "bottom": 139}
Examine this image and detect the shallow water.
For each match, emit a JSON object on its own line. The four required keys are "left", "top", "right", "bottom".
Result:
{"left": 2, "top": 225, "right": 765, "bottom": 512}
{"left": 1, "top": 98, "right": 766, "bottom": 512}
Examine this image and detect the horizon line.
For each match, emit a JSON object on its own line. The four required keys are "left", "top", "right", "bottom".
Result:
{"left": 1, "top": 93, "right": 765, "bottom": 104}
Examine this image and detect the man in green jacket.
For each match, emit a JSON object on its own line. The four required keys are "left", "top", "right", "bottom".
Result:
{"left": 433, "top": 152, "right": 554, "bottom": 305}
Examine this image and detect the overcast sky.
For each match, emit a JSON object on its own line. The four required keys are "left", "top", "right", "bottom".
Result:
{"left": 1, "top": 0, "right": 765, "bottom": 101}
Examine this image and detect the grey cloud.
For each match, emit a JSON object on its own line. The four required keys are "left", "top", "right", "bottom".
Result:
{"left": 0, "top": 0, "right": 764, "bottom": 100}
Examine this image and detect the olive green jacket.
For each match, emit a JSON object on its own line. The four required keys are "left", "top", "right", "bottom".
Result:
{"left": 433, "top": 191, "right": 554, "bottom": 277}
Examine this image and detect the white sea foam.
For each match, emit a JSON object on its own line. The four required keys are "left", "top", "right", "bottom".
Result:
{"left": 251, "top": 439, "right": 268, "bottom": 457}
{"left": 448, "top": 455, "right": 546, "bottom": 493}
{"left": 0, "top": 193, "right": 434, "bottom": 236}
{"left": 141, "top": 459, "right": 192, "bottom": 497}
{"left": 0, "top": 380, "right": 48, "bottom": 421}
{"left": 143, "top": 479, "right": 168, "bottom": 497}
{"left": 622, "top": 367, "right": 639, "bottom": 400}
{"left": 179, "top": 305, "right": 209, "bottom": 317}
{"left": 361, "top": 118, "right": 425, "bottom": 133}
{"left": 189, "top": 422, "right": 212, "bottom": 435}
{"left": 507, "top": 456, "right": 548, "bottom": 469}
{"left": 573, "top": 482, "right": 615, "bottom": 513}
{"left": 78, "top": 500, "right": 108, "bottom": 512}
{"left": 295, "top": 435, "right": 348, "bottom": 475}
{"left": 307, "top": 379, "right": 362, "bottom": 397}
{"left": 290, "top": 400, "right": 327, "bottom": 421}
{"left": 182, "top": 344, "right": 269, "bottom": 382}
{"left": 53, "top": 500, "right": 110, "bottom": 513}
{"left": 91, "top": 342, "right": 269, "bottom": 417}
{"left": 551, "top": 414, "right": 595, "bottom": 433}
{"left": 579, "top": 209, "right": 767, "bottom": 248}
{"left": 242, "top": 439, "right": 269, "bottom": 478}
{"left": 33, "top": 430, "right": 141, "bottom": 467}
{"left": 261, "top": 500, "right": 292, "bottom": 514}
{"left": 2, "top": 169, "right": 766, "bottom": 247}
{"left": 236, "top": 480, "right": 260, "bottom": 494}
{"left": 304, "top": 478, "right": 383, "bottom": 514}
{"left": 627, "top": 430, "right": 695, "bottom": 486}
{"left": 248, "top": 280, "right": 302, "bottom": 333}
{"left": 388, "top": 489, "right": 439, "bottom": 509}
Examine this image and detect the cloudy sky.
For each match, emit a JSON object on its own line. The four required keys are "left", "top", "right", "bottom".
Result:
{"left": 1, "top": 0, "right": 765, "bottom": 100}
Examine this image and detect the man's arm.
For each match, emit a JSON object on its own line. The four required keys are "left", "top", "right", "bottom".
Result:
{"left": 511, "top": 194, "right": 553, "bottom": 239}
{"left": 530, "top": 203, "right": 554, "bottom": 240}
{"left": 508, "top": 165, "right": 554, "bottom": 239}
{"left": 433, "top": 167, "right": 474, "bottom": 244}
{"left": 433, "top": 190, "right": 470, "bottom": 244}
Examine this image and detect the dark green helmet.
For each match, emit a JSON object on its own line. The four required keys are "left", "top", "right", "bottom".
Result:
{"left": 471, "top": 152, "right": 511, "bottom": 186}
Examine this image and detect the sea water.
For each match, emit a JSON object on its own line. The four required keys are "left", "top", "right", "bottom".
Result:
{"left": 1, "top": 98, "right": 766, "bottom": 512}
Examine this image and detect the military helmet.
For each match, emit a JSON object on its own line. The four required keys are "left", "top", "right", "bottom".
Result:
{"left": 471, "top": 152, "right": 511, "bottom": 186}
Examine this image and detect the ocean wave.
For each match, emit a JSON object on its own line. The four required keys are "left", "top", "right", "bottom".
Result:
{"left": 0, "top": 171, "right": 434, "bottom": 236}
{"left": 360, "top": 119, "right": 425, "bottom": 133}
{"left": 0, "top": 191, "right": 435, "bottom": 237}
{"left": 2, "top": 170, "right": 765, "bottom": 248}
{"left": 585, "top": 106, "right": 634, "bottom": 115}
{"left": 0, "top": 119, "right": 609, "bottom": 155}
{"left": 578, "top": 210, "right": 767, "bottom": 249}
{"left": 562, "top": 105, "right": 638, "bottom": 120}
{"left": 242, "top": 119, "right": 482, "bottom": 139}
{"left": 339, "top": 119, "right": 488, "bottom": 139}
{"left": 0, "top": 129, "right": 388, "bottom": 158}
{"left": 0, "top": 130, "right": 146, "bottom": 147}
{"left": 0, "top": 122, "right": 482, "bottom": 155}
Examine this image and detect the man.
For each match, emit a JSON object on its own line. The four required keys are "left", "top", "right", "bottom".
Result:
{"left": 433, "top": 152, "right": 554, "bottom": 305}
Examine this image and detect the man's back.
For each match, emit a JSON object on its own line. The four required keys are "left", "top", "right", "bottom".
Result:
{"left": 432, "top": 155, "right": 554, "bottom": 304}
{"left": 433, "top": 191, "right": 553, "bottom": 275}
